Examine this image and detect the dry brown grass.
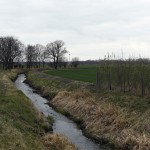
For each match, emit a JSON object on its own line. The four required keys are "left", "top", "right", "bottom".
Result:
{"left": 42, "top": 133, "right": 77, "bottom": 150}
{"left": 52, "top": 89, "right": 150, "bottom": 150}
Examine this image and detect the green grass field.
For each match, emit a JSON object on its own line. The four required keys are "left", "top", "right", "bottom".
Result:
{"left": 45, "top": 67, "right": 97, "bottom": 83}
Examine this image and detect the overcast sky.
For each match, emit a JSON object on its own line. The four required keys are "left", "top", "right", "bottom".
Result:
{"left": 0, "top": 0, "right": 150, "bottom": 60}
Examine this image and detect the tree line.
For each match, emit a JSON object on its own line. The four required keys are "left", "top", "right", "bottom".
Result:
{"left": 0, "top": 36, "right": 80, "bottom": 70}
{"left": 25, "top": 40, "right": 67, "bottom": 69}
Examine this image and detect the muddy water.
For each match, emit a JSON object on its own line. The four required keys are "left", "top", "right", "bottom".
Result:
{"left": 15, "top": 74, "right": 102, "bottom": 150}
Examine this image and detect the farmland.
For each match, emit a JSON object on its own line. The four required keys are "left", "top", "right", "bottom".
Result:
{"left": 45, "top": 67, "right": 97, "bottom": 83}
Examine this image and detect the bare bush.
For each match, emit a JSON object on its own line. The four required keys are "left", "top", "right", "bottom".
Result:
{"left": 71, "top": 57, "right": 79, "bottom": 68}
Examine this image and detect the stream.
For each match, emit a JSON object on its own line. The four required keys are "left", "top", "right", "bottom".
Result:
{"left": 15, "top": 74, "right": 102, "bottom": 150}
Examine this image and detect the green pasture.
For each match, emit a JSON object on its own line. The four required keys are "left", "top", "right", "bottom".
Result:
{"left": 45, "top": 67, "right": 98, "bottom": 83}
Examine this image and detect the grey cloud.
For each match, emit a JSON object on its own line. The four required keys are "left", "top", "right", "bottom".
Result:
{"left": 0, "top": 0, "right": 150, "bottom": 60}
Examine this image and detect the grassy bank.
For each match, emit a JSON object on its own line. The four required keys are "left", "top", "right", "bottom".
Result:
{"left": 0, "top": 70, "right": 77, "bottom": 150}
{"left": 27, "top": 70, "right": 150, "bottom": 150}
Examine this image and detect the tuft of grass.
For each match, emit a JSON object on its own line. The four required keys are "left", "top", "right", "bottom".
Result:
{"left": 42, "top": 133, "right": 77, "bottom": 150}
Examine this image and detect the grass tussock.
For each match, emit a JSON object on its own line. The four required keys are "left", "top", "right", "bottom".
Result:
{"left": 52, "top": 90, "right": 150, "bottom": 149}
{"left": 27, "top": 70, "right": 150, "bottom": 149}
{"left": 42, "top": 133, "right": 77, "bottom": 150}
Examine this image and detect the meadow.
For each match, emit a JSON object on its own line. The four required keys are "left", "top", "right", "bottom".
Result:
{"left": 45, "top": 67, "right": 97, "bottom": 83}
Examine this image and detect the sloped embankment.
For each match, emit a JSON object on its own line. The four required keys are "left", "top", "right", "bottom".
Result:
{"left": 0, "top": 70, "right": 77, "bottom": 150}
{"left": 27, "top": 70, "right": 150, "bottom": 150}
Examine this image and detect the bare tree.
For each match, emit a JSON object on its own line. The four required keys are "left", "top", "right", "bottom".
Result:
{"left": 35, "top": 44, "right": 45, "bottom": 68}
{"left": 0, "top": 36, "right": 23, "bottom": 70}
{"left": 25, "top": 45, "right": 36, "bottom": 68}
{"left": 46, "top": 40, "right": 67, "bottom": 69}
{"left": 71, "top": 57, "right": 80, "bottom": 68}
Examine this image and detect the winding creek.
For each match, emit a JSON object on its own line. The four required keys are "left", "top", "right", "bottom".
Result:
{"left": 15, "top": 74, "right": 102, "bottom": 150}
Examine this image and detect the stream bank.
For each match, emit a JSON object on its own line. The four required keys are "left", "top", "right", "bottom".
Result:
{"left": 0, "top": 70, "right": 76, "bottom": 150}
{"left": 15, "top": 74, "right": 102, "bottom": 150}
